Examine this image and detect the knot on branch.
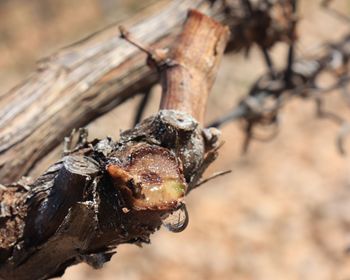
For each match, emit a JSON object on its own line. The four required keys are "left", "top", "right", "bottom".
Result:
{"left": 120, "top": 110, "right": 221, "bottom": 186}
{"left": 0, "top": 110, "right": 221, "bottom": 279}
{"left": 0, "top": 9, "right": 228, "bottom": 279}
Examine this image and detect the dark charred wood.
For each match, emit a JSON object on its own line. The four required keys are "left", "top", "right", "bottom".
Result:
{"left": 0, "top": 0, "right": 294, "bottom": 184}
{"left": 0, "top": 10, "right": 228, "bottom": 279}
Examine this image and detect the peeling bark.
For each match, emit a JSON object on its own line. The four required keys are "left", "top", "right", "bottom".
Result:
{"left": 0, "top": 11, "right": 229, "bottom": 279}
{"left": 0, "top": 0, "right": 293, "bottom": 184}
{"left": 0, "top": 0, "right": 213, "bottom": 184}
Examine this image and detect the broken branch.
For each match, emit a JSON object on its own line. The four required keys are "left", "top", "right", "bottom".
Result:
{"left": 159, "top": 10, "right": 230, "bottom": 123}
{"left": 0, "top": 10, "right": 229, "bottom": 280}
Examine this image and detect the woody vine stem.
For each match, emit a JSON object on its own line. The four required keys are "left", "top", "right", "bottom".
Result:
{"left": 0, "top": 10, "right": 229, "bottom": 280}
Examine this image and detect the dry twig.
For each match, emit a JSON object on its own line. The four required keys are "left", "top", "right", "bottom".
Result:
{"left": 0, "top": 10, "right": 229, "bottom": 280}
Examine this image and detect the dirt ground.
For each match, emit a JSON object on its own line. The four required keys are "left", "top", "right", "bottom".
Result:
{"left": 2, "top": 1, "right": 350, "bottom": 279}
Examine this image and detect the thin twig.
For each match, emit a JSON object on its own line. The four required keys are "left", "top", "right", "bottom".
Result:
{"left": 189, "top": 170, "right": 232, "bottom": 192}
{"left": 261, "top": 47, "right": 277, "bottom": 79}
{"left": 284, "top": 0, "right": 298, "bottom": 87}
{"left": 208, "top": 105, "right": 247, "bottom": 128}
{"left": 119, "top": 26, "right": 154, "bottom": 57}
{"left": 133, "top": 89, "right": 152, "bottom": 126}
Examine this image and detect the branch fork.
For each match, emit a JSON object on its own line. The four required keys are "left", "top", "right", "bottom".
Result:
{"left": 0, "top": 10, "right": 229, "bottom": 279}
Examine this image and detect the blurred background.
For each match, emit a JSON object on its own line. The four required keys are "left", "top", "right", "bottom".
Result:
{"left": 2, "top": 0, "right": 350, "bottom": 279}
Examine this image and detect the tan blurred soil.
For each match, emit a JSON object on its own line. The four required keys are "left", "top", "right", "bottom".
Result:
{"left": 2, "top": 1, "right": 350, "bottom": 279}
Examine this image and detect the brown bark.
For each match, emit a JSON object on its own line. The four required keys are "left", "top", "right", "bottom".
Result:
{"left": 0, "top": 11, "right": 229, "bottom": 280}
{"left": 0, "top": 1, "right": 294, "bottom": 184}
{"left": 159, "top": 10, "right": 229, "bottom": 123}
{"left": 0, "top": 0, "right": 215, "bottom": 184}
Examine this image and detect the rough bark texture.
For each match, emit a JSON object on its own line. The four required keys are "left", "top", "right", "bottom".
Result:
{"left": 0, "top": 0, "right": 293, "bottom": 184}
{"left": 0, "top": 11, "right": 229, "bottom": 280}
{"left": 0, "top": 0, "right": 214, "bottom": 184}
